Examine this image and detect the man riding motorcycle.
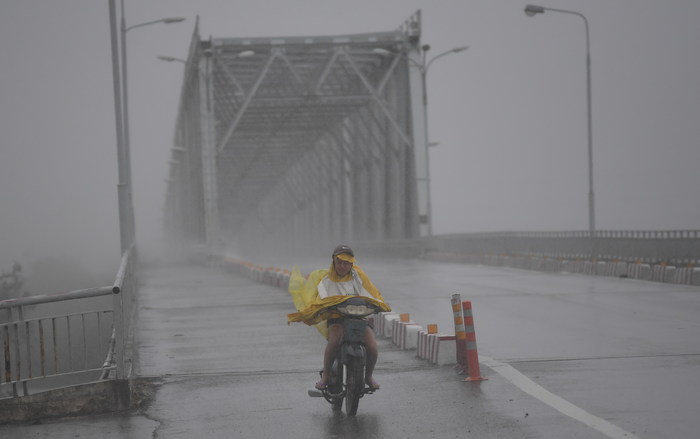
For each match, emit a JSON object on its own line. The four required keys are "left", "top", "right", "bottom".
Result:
{"left": 287, "top": 245, "right": 390, "bottom": 391}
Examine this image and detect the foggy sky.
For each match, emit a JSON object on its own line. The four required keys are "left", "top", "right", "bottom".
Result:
{"left": 1, "top": 0, "right": 699, "bottom": 277}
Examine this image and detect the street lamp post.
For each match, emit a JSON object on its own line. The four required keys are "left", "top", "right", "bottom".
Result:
{"left": 157, "top": 50, "right": 255, "bottom": 68}
{"left": 524, "top": 4, "right": 596, "bottom": 244}
{"left": 108, "top": 0, "right": 129, "bottom": 254}
{"left": 120, "top": 0, "right": 185, "bottom": 247}
{"left": 411, "top": 45, "right": 469, "bottom": 236}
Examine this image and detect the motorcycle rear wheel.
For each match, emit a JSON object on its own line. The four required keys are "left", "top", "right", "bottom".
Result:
{"left": 329, "top": 359, "right": 344, "bottom": 411}
{"left": 345, "top": 357, "right": 364, "bottom": 416}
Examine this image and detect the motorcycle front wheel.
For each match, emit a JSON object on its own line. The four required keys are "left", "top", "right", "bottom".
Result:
{"left": 344, "top": 357, "right": 364, "bottom": 416}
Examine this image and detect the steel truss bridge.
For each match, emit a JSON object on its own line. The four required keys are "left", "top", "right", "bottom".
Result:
{"left": 164, "top": 12, "right": 432, "bottom": 258}
{"left": 4, "top": 9, "right": 700, "bottom": 420}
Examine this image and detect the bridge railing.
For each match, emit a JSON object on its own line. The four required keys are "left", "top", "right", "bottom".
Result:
{"left": 0, "top": 246, "right": 135, "bottom": 399}
{"left": 355, "top": 230, "right": 700, "bottom": 285}
{"left": 418, "top": 230, "right": 700, "bottom": 265}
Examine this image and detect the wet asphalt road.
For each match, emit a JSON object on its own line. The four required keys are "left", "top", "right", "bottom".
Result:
{"left": 1, "top": 257, "right": 698, "bottom": 438}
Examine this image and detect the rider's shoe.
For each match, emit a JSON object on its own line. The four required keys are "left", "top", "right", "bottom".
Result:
{"left": 366, "top": 378, "right": 380, "bottom": 390}
{"left": 308, "top": 388, "right": 324, "bottom": 397}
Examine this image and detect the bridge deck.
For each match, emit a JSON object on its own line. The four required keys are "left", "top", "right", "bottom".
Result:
{"left": 5, "top": 261, "right": 694, "bottom": 439}
{"left": 135, "top": 262, "right": 314, "bottom": 376}
{"left": 125, "top": 262, "right": 606, "bottom": 438}
{"left": 1, "top": 261, "right": 656, "bottom": 437}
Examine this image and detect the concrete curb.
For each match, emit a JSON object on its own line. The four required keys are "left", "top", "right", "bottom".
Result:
{"left": 392, "top": 319, "right": 423, "bottom": 350}
{"left": 416, "top": 330, "right": 457, "bottom": 365}
{"left": 375, "top": 311, "right": 458, "bottom": 366}
{"left": 0, "top": 380, "right": 131, "bottom": 424}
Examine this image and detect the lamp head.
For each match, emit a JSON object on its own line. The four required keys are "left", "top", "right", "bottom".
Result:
{"left": 372, "top": 48, "right": 391, "bottom": 56}
{"left": 163, "top": 17, "right": 186, "bottom": 24}
{"left": 524, "top": 5, "right": 545, "bottom": 16}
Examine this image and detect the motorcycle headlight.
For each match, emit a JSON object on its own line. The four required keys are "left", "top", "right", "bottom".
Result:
{"left": 337, "top": 304, "right": 372, "bottom": 316}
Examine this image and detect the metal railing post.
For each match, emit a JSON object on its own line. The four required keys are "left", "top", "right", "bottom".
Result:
{"left": 112, "top": 287, "right": 125, "bottom": 379}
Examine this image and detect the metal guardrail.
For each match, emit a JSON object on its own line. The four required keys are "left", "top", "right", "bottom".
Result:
{"left": 355, "top": 230, "right": 700, "bottom": 267}
{"left": 0, "top": 246, "right": 135, "bottom": 399}
{"left": 419, "top": 230, "right": 700, "bottom": 265}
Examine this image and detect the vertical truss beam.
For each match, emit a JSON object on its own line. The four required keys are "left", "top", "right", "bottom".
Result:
{"left": 199, "top": 55, "right": 220, "bottom": 247}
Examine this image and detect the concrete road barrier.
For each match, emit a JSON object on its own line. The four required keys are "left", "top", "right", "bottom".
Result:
{"left": 391, "top": 319, "right": 422, "bottom": 350}
{"left": 417, "top": 330, "right": 456, "bottom": 365}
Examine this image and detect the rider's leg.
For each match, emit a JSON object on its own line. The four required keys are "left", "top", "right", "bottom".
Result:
{"left": 363, "top": 326, "right": 379, "bottom": 388}
{"left": 320, "top": 323, "right": 344, "bottom": 385}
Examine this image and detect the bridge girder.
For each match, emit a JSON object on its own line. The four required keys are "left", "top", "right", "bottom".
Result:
{"left": 165, "top": 12, "right": 429, "bottom": 258}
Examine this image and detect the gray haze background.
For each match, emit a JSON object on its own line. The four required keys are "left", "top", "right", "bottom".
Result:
{"left": 1, "top": 0, "right": 699, "bottom": 291}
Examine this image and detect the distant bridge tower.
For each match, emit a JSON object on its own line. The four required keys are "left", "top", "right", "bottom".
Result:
{"left": 164, "top": 12, "right": 430, "bottom": 258}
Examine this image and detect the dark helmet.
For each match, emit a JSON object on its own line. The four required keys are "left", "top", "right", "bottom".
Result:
{"left": 332, "top": 244, "right": 354, "bottom": 258}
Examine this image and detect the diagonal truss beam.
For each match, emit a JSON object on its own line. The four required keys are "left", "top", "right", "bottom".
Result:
{"left": 217, "top": 50, "right": 280, "bottom": 153}
{"left": 339, "top": 48, "right": 413, "bottom": 148}
{"left": 212, "top": 56, "right": 247, "bottom": 96}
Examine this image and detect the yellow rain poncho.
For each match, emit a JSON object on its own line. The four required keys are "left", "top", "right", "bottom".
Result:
{"left": 287, "top": 264, "right": 391, "bottom": 338}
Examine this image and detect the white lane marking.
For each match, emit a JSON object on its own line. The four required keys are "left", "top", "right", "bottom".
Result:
{"left": 480, "top": 355, "right": 640, "bottom": 439}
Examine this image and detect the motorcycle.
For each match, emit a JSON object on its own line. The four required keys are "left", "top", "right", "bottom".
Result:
{"left": 307, "top": 296, "right": 381, "bottom": 416}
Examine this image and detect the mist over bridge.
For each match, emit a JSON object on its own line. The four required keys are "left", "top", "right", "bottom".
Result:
{"left": 163, "top": 12, "right": 430, "bottom": 259}
{"left": 2, "top": 8, "right": 700, "bottom": 437}
{"left": 159, "top": 12, "right": 700, "bottom": 270}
